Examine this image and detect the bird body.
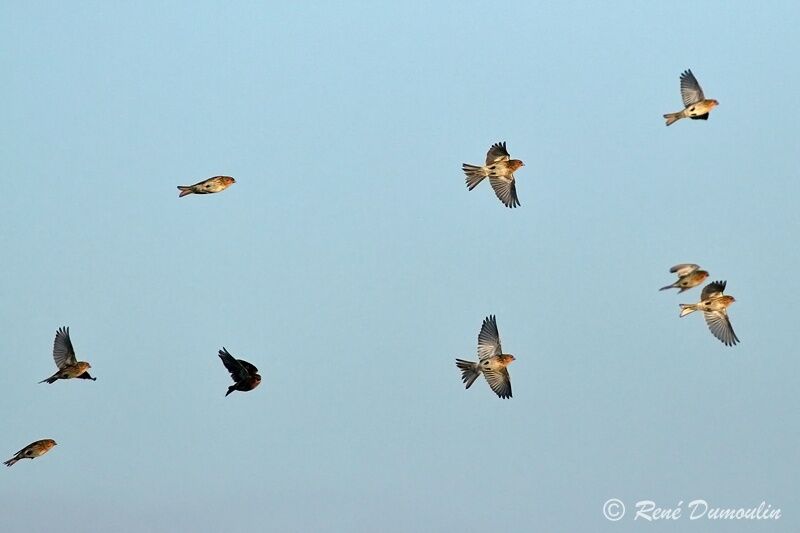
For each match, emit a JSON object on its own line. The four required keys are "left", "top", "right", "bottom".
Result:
{"left": 218, "top": 348, "right": 261, "bottom": 396}
{"left": 39, "top": 327, "right": 95, "bottom": 384}
{"left": 455, "top": 315, "right": 515, "bottom": 399}
{"left": 679, "top": 281, "right": 739, "bottom": 346}
{"left": 664, "top": 70, "right": 718, "bottom": 126}
{"left": 659, "top": 263, "right": 709, "bottom": 293}
{"left": 4, "top": 439, "right": 57, "bottom": 467}
{"left": 177, "top": 176, "right": 236, "bottom": 197}
{"left": 462, "top": 142, "right": 524, "bottom": 208}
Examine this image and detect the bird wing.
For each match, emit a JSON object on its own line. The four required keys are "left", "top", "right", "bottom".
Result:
{"left": 485, "top": 142, "right": 510, "bottom": 165}
{"left": 483, "top": 368, "right": 512, "bottom": 399}
{"left": 218, "top": 348, "right": 251, "bottom": 382}
{"left": 53, "top": 327, "right": 77, "bottom": 369}
{"left": 704, "top": 311, "right": 739, "bottom": 346}
{"left": 477, "top": 315, "right": 503, "bottom": 360}
{"left": 701, "top": 280, "right": 726, "bottom": 300}
{"left": 670, "top": 263, "right": 700, "bottom": 277}
{"left": 13, "top": 444, "right": 31, "bottom": 456}
{"left": 238, "top": 359, "right": 259, "bottom": 376}
{"left": 488, "top": 175, "right": 520, "bottom": 208}
{"left": 680, "top": 69, "right": 705, "bottom": 107}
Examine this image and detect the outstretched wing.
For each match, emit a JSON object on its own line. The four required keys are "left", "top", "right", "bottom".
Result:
{"left": 53, "top": 327, "right": 77, "bottom": 369}
{"left": 489, "top": 175, "right": 520, "bottom": 208}
{"left": 704, "top": 311, "right": 739, "bottom": 346}
{"left": 483, "top": 368, "right": 512, "bottom": 399}
{"left": 218, "top": 348, "right": 253, "bottom": 382}
{"left": 680, "top": 69, "right": 705, "bottom": 107}
{"left": 485, "top": 142, "right": 510, "bottom": 165}
{"left": 701, "top": 280, "right": 726, "bottom": 300}
{"left": 477, "top": 315, "right": 503, "bottom": 360}
{"left": 670, "top": 264, "right": 700, "bottom": 277}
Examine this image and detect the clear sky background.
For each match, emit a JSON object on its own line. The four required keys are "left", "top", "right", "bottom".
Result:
{"left": 2, "top": 1, "right": 799, "bottom": 532}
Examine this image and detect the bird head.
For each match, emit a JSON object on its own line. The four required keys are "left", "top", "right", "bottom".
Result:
{"left": 709, "top": 99, "right": 719, "bottom": 108}
{"left": 696, "top": 270, "right": 710, "bottom": 281}
{"left": 500, "top": 354, "right": 516, "bottom": 365}
{"left": 721, "top": 295, "right": 736, "bottom": 306}
{"left": 509, "top": 160, "right": 525, "bottom": 171}
{"left": 223, "top": 176, "right": 236, "bottom": 185}
{"left": 45, "top": 439, "right": 57, "bottom": 448}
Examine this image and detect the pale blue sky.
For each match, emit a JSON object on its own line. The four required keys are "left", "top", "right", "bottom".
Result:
{"left": 2, "top": 1, "right": 798, "bottom": 532}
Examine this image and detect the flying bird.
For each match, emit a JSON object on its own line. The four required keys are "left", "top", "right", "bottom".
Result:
{"left": 659, "top": 263, "right": 709, "bottom": 293}
{"left": 39, "top": 327, "right": 96, "bottom": 384}
{"left": 4, "top": 439, "right": 57, "bottom": 467}
{"left": 679, "top": 280, "right": 739, "bottom": 346}
{"left": 663, "top": 69, "right": 719, "bottom": 126}
{"left": 177, "top": 176, "right": 236, "bottom": 198}
{"left": 218, "top": 348, "right": 261, "bottom": 397}
{"left": 455, "top": 315, "right": 515, "bottom": 398}
{"left": 462, "top": 142, "right": 524, "bottom": 208}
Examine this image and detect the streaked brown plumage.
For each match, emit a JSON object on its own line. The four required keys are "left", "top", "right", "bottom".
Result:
{"left": 462, "top": 142, "right": 525, "bottom": 208}
{"left": 455, "top": 315, "right": 515, "bottom": 399}
{"left": 4, "top": 439, "right": 57, "bottom": 467}
{"left": 679, "top": 280, "right": 739, "bottom": 346}
{"left": 664, "top": 69, "right": 718, "bottom": 126}
{"left": 218, "top": 348, "right": 261, "bottom": 397}
{"left": 177, "top": 176, "right": 236, "bottom": 198}
{"left": 659, "top": 263, "right": 709, "bottom": 293}
{"left": 39, "top": 327, "right": 96, "bottom": 384}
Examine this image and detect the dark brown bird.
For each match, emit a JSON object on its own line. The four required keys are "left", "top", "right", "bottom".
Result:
{"left": 39, "top": 327, "right": 96, "bottom": 384}
{"left": 218, "top": 347, "right": 261, "bottom": 397}
{"left": 4, "top": 439, "right": 57, "bottom": 467}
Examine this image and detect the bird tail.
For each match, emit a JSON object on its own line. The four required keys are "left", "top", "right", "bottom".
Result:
{"left": 225, "top": 385, "right": 236, "bottom": 397}
{"left": 456, "top": 359, "right": 480, "bottom": 389}
{"left": 679, "top": 304, "right": 697, "bottom": 317}
{"left": 462, "top": 164, "right": 487, "bottom": 190}
{"left": 38, "top": 374, "right": 58, "bottom": 384}
{"left": 4, "top": 457, "right": 18, "bottom": 467}
{"left": 177, "top": 186, "right": 193, "bottom": 198}
{"left": 663, "top": 112, "right": 683, "bottom": 126}
{"left": 659, "top": 283, "right": 676, "bottom": 291}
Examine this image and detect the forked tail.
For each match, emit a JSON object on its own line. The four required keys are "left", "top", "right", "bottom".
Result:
{"left": 462, "top": 164, "right": 487, "bottom": 190}
{"left": 663, "top": 112, "right": 683, "bottom": 126}
{"left": 679, "top": 304, "right": 697, "bottom": 317}
{"left": 455, "top": 359, "right": 480, "bottom": 389}
{"left": 177, "top": 186, "right": 193, "bottom": 198}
